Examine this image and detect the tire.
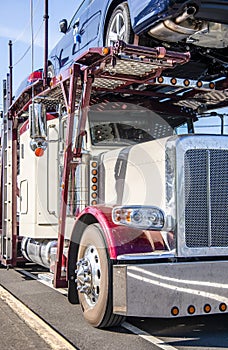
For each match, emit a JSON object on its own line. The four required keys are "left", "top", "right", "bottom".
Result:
{"left": 76, "top": 223, "right": 125, "bottom": 328}
{"left": 105, "top": 2, "right": 133, "bottom": 46}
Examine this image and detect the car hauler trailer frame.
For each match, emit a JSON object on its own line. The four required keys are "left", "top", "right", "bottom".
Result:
{"left": 1, "top": 40, "right": 228, "bottom": 328}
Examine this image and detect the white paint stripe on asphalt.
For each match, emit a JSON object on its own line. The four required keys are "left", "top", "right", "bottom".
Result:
{"left": 0, "top": 286, "right": 75, "bottom": 350}
{"left": 122, "top": 322, "right": 178, "bottom": 350}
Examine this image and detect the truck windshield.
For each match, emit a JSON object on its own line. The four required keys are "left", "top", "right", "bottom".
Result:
{"left": 88, "top": 108, "right": 175, "bottom": 145}
{"left": 176, "top": 113, "right": 228, "bottom": 135}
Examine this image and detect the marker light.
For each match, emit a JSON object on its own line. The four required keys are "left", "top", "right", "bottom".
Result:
{"left": 171, "top": 78, "right": 177, "bottom": 85}
{"left": 209, "top": 82, "right": 215, "bottom": 89}
{"left": 30, "top": 138, "right": 47, "bottom": 157}
{"left": 35, "top": 147, "right": 44, "bottom": 157}
{"left": 171, "top": 307, "right": 179, "bottom": 316}
{"left": 184, "top": 79, "right": 190, "bottom": 87}
{"left": 219, "top": 303, "right": 227, "bottom": 312}
{"left": 112, "top": 206, "right": 164, "bottom": 230}
{"left": 92, "top": 177, "right": 97, "bottom": 183}
{"left": 158, "top": 76, "right": 164, "bottom": 83}
{"left": 197, "top": 81, "right": 203, "bottom": 88}
{"left": 90, "top": 160, "right": 98, "bottom": 205}
{"left": 102, "top": 47, "right": 110, "bottom": 55}
{"left": 204, "top": 304, "right": 211, "bottom": 313}
{"left": 188, "top": 305, "right": 195, "bottom": 315}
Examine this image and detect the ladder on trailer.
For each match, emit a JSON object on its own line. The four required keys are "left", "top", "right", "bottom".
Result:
{"left": 0, "top": 77, "right": 13, "bottom": 264}
{"left": 0, "top": 76, "right": 18, "bottom": 266}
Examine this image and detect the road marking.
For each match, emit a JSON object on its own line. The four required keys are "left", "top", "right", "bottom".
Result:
{"left": 122, "top": 322, "right": 178, "bottom": 350}
{"left": 0, "top": 286, "right": 75, "bottom": 350}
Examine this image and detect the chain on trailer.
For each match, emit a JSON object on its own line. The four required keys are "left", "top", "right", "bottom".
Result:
{"left": 1, "top": 40, "right": 228, "bottom": 286}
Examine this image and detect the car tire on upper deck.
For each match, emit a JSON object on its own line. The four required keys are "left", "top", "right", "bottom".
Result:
{"left": 105, "top": 2, "right": 134, "bottom": 46}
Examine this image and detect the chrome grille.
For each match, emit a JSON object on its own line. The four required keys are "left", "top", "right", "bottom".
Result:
{"left": 184, "top": 149, "right": 228, "bottom": 248}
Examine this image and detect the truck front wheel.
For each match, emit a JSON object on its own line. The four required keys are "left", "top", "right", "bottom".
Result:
{"left": 76, "top": 223, "right": 124, "bottom": 328}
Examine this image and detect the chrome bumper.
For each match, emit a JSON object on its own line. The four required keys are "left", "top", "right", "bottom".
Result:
{"left": 113, "top": 260, "right": 228, "bottom": 317}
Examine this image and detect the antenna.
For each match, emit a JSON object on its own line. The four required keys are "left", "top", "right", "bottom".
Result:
{"left": 43, "top": 0, "right": 49, "bottom": 88}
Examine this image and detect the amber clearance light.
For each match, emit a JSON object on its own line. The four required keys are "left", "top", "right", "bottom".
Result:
{"left": 35, "top": 147, "right": 45, "bottom": 157}
{"left": 102, "top": 47, "right": 110, "bottom": 55}
{"left": 90, "top": 160, "right": 98, "bottom": 205}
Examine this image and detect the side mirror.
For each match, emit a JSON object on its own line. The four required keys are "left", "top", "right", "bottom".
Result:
{"left": 59, "top": 19, "right": 68, "bottom": 34}
{"left": 29, "top": 103, "right": 47, "bottom": 156}
{"left": 29, "top": 103, "right": 47, "bottom": 140}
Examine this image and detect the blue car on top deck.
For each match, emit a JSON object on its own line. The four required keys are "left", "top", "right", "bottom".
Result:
{"left": 48, "top": 0, "right": 228, "bottom": 76}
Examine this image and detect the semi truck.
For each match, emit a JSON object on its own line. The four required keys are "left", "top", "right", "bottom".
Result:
{"left": 1, "top": 41, "right": 228, "bottom": 328}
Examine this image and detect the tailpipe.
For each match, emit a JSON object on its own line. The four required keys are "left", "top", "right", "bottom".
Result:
{"left": 175, "top": 6, "right": 197, "bottom": 24}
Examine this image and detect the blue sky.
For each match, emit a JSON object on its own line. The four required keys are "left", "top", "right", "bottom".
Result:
{"left": 0, "top": 0, "right": 80, "bottom": 108}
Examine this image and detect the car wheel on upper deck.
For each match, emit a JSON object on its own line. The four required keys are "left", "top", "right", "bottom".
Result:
{"left": 105, "top": 2, "right": 134, "bottom": 46}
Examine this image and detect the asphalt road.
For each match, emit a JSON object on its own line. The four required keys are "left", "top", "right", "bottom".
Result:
{"left": 1, "top": 264, "right": 228, "bottom": 350}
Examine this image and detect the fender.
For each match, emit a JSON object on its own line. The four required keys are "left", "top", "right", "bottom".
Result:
{"left": 68, "top": 205, "right": 165, "bottom": 304}
{"left": 70, "top": 205, "right": 165, "bottom": 260}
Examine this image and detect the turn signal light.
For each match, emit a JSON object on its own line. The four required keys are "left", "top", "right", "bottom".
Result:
{"left": 112, "top": 206, "right": 164, "bottom": 229}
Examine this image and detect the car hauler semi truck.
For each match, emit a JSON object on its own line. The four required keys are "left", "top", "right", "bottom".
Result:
{"left": 1, "top": 41, "right": 228, "bottom": 328}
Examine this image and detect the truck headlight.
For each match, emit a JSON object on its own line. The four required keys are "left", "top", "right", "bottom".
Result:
{"left": 112, "top": 206, "right": 164, "bottom": 230}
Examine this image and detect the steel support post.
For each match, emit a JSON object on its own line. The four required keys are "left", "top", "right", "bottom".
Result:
{"left": 74, "top": 70, "right": 93, "bottom": 157}
{"left": 9, "top": 40, "right": 18, "bottom": 266}
{"left": 11, "top": 123, "right": 18, "bottom": 266}
{"left": 54, "top": 64, "right": 81, "bottom": 288}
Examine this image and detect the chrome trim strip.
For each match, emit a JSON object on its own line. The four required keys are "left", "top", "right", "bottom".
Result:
{"left": 117, "top": 252, "right": 175, "bottom": 261}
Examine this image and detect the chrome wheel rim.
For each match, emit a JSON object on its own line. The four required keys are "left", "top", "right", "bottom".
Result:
{"left": 107, "top": 12, "right": 126, "bottom": 46}
{"left": 76, "top": 245, "right": 101, "bottom": 306}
